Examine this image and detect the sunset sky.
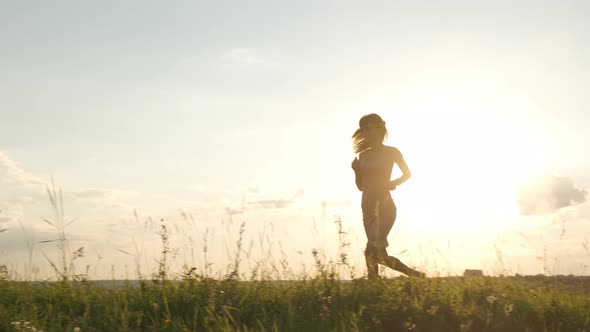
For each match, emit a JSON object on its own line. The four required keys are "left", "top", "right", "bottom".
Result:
{"left": 1, "top": 1, "right": 589, "bottom": 279}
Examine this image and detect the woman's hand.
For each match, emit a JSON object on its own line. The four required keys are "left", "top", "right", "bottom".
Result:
{"left": 351, "top": 158, "right": 360, "bottom": 172}
{"left": 388, "top": 179, "right": 401, "bottom": 190}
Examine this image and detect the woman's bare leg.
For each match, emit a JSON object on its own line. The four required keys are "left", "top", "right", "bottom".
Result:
{"left": 377, "top": 249, "right": 425, "bottom": 277}
{"left": 365, "top": 244, "right": 379, "bottom": 279}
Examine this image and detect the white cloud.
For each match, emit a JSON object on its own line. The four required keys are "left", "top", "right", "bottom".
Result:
{"left": 0, "top": 204, "right": 24, "bottom": 226}
{"left": 70, "top": 188, "right": 137, "bottom": 201}
{"left": 518, "top": 176, "right": 587, "bottom": 215}
{"left": 0, "top": 151, "right": 44, "bottom": 186}
{"left": 0, "top": 151, "right": 47, "bottom": 230}
{"left": 0, "top": 152, "right": 149, "bottom": 277}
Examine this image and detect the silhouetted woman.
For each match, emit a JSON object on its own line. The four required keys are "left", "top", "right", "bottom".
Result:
{"left": 351, "top": 113, "right": 424, "bottom": 279}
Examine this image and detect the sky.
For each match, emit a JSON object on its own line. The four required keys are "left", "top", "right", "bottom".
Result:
{"left": 1, "top": 0, "right": 589, "bottom": 280}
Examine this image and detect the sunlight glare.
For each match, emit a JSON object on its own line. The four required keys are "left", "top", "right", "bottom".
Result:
{"left": 383, "top": 87, "right": 542, "bottom": 231}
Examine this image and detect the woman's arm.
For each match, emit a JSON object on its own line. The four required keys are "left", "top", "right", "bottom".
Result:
{"left": 389, "top": 149, "right": 412, "bottom": 190}
{"left": 351, "top": 158, "right": 363, "bottom": 191}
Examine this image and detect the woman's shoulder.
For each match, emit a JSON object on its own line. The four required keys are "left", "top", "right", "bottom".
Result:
{"left": 384, "top": 145, "right": 403, "bottom": 160}
{"left": 360, "top": 145, "right": 402, "bottom": 160}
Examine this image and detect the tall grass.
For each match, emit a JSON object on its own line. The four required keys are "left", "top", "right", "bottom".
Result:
{"left": 1, "top": 273, "right": 590, "bottom": 331}
{"left": 2, "top": 183, "right": 590, "bottom": 331}
{"left": 38, "top": 178, "right": 87, "bottom": 281}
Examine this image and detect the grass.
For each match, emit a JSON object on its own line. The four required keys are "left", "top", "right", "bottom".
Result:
{"left": 1, "top": 275, "right": 590, "bottom": 331}
{"left": 2, "top": 181, "right": 590, "bottom": 331}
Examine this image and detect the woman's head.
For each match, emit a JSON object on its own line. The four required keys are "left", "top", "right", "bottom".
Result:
{"left": 352, "top": 113, "right": 388, "bottom": 153}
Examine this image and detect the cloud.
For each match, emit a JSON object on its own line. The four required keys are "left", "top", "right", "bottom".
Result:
{"left": 71, "top": 188, "right": 137, "bottom": 201}
{"left": 518, "top": 176, "right": 587, "bottom": 215}
{"left": 0, "top": 225, "right": 58, "bottom": 251}
{"left": 0, "top": 205, "right": 23, "bottom": 227}
{"left": 247, "top": 199, "right": 294, "bottom": 209}
{"left": 218, "top": 186, "right": 307, "bottom": 215}
{"left": 0, "top": 153, "right": 46, "bottom": 230}
{"left": 222, "top": 199, "right": 293, "bottom": 215}
{"left": 244, "top": 188, "right": 306, "bottom": 210}
{"left": 0, "top": 151, "right": 45, "bottom": 186}
{"left": 0, "top": 152, "right": 137, "bottom": 240}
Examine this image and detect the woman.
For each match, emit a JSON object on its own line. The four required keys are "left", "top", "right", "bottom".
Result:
{"left": 351, "top": 113, "right": 424, "bottom": 279}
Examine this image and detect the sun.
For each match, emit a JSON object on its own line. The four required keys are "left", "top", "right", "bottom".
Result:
{"left": 385, "top": 93, "right": 542, "bottom": 230}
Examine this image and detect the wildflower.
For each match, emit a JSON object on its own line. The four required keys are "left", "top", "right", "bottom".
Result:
{"left": 404, "top": 321, "right": 416, "bottom": 330}
{"left": 320, "top": 295, "right": 332, "bottom": 321}
{"left": 426, "top": 305, "right": 439, "bottom": 315}
{"left": 486, "top": 295, "right": 497, "bottom": 304}
{"left": 504, "top": 303, "right": 514, "bottom": 315}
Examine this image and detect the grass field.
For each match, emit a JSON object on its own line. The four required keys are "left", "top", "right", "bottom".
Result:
{"left": 2, "top": 186, "right": 589, "bottom": 331}
{"left": 1, "top": 274, "right": 589, "bottom": 332}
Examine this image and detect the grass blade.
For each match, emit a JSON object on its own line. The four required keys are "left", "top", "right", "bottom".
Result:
{"left": 118, "top": 249, "right": 135, "bottom": 256}
{"left": 40, "top": 250, "right": 65, "bottom": 280}
{"left": 38, "top": 239, "right": 59, "bottom": 244}
{"left": 42, "top": 218, "right": 55, "bottom": 227}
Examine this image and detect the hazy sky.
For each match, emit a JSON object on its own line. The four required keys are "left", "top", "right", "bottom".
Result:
{"left": 1, "top": 1, "right": 589, "bottom": 279}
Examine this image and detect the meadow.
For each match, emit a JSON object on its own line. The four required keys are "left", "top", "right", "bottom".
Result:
{"left": 1, "top": 272, "right": 590, "bottom": 332}
{"left": 2, "top": 184, "right": 590, "bottom": 331}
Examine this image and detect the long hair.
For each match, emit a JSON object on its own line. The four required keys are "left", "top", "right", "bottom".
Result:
{"left": 352, "top": 113, "right": 388, "bottom": 153}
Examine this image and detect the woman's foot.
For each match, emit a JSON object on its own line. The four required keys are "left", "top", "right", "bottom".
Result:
{"left": 408, "top": 269, "right": 426, "bottom": 278}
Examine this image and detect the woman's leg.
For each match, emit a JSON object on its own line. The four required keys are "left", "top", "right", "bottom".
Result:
{"left": 362, "top": 194, "right": 381, "bottom": 279}
{"left": 364, "top": 242, "right": 379, "bottom": 279}
{"left": 376, "top": 197, "right": 425, "bottom": 277}
{"left": 378, "top": 249, "right": 424, "bottom": 276}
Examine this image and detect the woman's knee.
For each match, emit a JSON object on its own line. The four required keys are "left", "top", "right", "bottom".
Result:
{"left": 384, "top": 255, "right": 402, "bottom": 267}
